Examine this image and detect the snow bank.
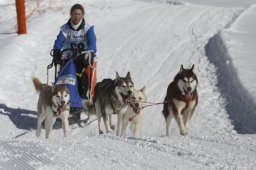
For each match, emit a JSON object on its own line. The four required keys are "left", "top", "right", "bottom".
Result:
{"left": 206, "top": 33, "right": 256, "bottom": 134}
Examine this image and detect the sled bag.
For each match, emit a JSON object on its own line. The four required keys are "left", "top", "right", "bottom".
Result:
{"left": 55, "top": 59, "right": 83, "bottom": 108}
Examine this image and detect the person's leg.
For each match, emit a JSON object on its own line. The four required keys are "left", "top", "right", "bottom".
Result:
{"left": 77, "top": 70, "right": 88, "bottom": 100}
{"left": 72, "top": 58, "right": 88, "bottom": 122}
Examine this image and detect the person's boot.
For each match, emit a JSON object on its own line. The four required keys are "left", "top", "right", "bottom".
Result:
{"left": 69, "top": 107, "right": 83, "bottom": 125}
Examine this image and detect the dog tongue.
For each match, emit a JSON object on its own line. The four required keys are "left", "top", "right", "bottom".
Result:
{"left": 185, "top": 92, "right": 192, "bottom": 99}
{"left": 58, "top": 104, "right": 66, "bottom": 112}
{"left": 123, "top": 97, "right": 130, "bottom": 104}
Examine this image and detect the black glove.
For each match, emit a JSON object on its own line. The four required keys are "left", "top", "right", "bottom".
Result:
{"left": 75, "top": 51, "right": 96, "bottom": 67}
{"left": 53, "top": 49, "right": 62, "bottom": 65}
{"left": 75, "top": 53, "right": 89, "bottom": 68}
{"left": 90, "top": 51, "right": 96, "bottom": 58}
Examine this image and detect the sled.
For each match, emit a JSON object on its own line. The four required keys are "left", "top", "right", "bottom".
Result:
{"left": 47, "top": 49, "right": 95, "bottom": 127}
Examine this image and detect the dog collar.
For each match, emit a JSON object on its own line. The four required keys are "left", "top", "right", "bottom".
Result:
{"left": 53, "top": 110, "right": 59, "bottom": 116}
{"left": 52, "top": 105, "right": 60, "bottom": 116}
{"left": 52, "top": 104, "right": 67, "bottom": 116}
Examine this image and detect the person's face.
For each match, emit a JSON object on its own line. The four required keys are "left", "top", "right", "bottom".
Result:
{"left": 71, "top": 9, "right": 83, "bottom": 25}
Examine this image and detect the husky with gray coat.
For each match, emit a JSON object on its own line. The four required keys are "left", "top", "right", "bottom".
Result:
{"left": 32, "top": 77, "right": 70, "bottom": 139}
{"left": 93, "top": 72, "right": 134, "bottom": 136}
{"left": 162, "top": 64, "right": 198, "bottom": 136}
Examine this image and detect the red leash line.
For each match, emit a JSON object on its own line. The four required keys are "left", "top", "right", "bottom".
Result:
{"left": 139, "top": 95, "right": 193, "bottom": 110}
{"left": 113, "top": 100, "right": 171, "bottom": 112}
{"left": 138, "top": 100, "right": 171, "bottom": 110}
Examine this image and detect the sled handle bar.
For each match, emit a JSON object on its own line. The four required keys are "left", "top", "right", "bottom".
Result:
{"left": 81, "top": 50, "right": 96, "bottom": 69}
{"left": 50, "top": 48, "right": 95, "bottom": 58}
{"left": 50, "top": 48, "right": 74, "bottom": 57}
{"left": 47, "top": 49, "right": 95, "bottom": 85}
{"left": 49, "top": 49, "right": 96, "bottom": 68}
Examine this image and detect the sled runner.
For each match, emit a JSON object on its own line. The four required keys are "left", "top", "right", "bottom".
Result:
{"left": 47, "top": 48, "right": 96, "bottom": 127}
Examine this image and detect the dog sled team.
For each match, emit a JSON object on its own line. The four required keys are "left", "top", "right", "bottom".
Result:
{"left": 33, "top": 65, "right": 198, "bottom": 139}
{"left": 32, "top": 4, "right": 198, "bottom": 139}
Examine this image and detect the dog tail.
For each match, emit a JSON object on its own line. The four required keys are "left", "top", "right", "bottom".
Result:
{"left": 32, "top": 77, "right": 42, "bottom": 92}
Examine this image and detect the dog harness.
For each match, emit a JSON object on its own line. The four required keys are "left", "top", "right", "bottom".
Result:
{"left": 179, "top": 93, "right": 193, "bottom": 112}
{"left": 110, "top": 95, "right": 140, "bottom": 114}
{"left": 52, "top": 102, "right": 69, "bottom": 117}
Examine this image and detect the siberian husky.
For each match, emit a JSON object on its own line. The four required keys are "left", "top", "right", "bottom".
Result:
{"left": 121, "top": 86, "right": 147, "bottom": 137}
{"left": 32, "top": 77, "right": 70, "bottom": 139}
{"left": 162, "top": 64, "right": 198, "bottom": 136}
{"left": 93, "top": 72, "right": 134, "bottom": 136}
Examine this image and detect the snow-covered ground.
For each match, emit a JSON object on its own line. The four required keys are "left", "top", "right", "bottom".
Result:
{"left": 1, "top": 0, "right": 256, "bottom": 169}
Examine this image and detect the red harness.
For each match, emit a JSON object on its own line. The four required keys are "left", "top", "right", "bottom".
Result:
{"left": 52, "top": 104, "right": 67, "bottom": 117}
{"left": 179, "top": 93, "right": 193, "bottom": 112}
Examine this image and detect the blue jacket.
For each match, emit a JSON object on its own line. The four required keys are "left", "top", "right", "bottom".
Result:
{"left": 54, "top": 19, "right": 97, "bottom": 57}
{"left": 53, "top": 19, "right": 97, "bottom": 108}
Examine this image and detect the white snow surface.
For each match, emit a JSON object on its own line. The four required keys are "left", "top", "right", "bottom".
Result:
{"left": 1, "top": 0, "right": 256, "bottom": 169}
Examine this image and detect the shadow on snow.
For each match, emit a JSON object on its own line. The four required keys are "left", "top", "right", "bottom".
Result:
{"left": 205, "top": 33, "right": 256, "bottom": 134}
{"left": 0, "top": 103, "right": 37, "bottom": 130}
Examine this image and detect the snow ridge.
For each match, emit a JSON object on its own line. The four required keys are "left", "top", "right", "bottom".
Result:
{"left": 206, "top": 33, "right": 256, "bottom": 134}
{"left": 205, "top": 4, "right": 256, "bottom": 134}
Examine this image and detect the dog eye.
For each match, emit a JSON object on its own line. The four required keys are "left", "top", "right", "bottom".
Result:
{"left": 56, "top": 95, "right": 61, "bottom": 98}
{"left": 122, "top": 85, "right": 126, "bottom": 88}
{"left": 139, "top": 97, "right": 142, "bottom": 100}
{"left": 64, "top": 95, "right": 68, "bottom": 97}
{"left": 129, "top": 85, "right": 133, "bottom": 88}
{"left": 183, "top": 77, "right": 189, "bottom": 83}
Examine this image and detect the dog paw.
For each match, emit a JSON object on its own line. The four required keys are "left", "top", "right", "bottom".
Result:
{"left": 180, "top": 131, "right": 188, "bottom": 136}
{"left": 106, "top": 129, "right": 113, "bottom": 133}
{"left": 99, "top": 130, "right": 104, "bottom": 134}
{"left": 36, "top": 130, "right": 41, "bottom": 137}
{"left": 77, "top": 121, "right": 83, "bottom": 128}
{"left": 110, "top": 125, "right": 115, "bottom": 130}
{"left": 83, "top": 118, "right": 89, "bottom": 124}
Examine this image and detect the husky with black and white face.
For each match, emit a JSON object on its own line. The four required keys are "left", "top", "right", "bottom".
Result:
{"left": 162, "top": 64, "right": 198, "bottom": 136}
{"left": 93, "top": 72, "right": 135, "bottom": 136}
{"left": 32, "top": 77, "right": 70, "bottom": 139}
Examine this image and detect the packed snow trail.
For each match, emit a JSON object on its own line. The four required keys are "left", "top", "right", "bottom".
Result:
{"left": 96, "top": 1, "right": 240, "bottom": 136}
{"left": 0, "top": 0, "right": 240, "bottom": 137}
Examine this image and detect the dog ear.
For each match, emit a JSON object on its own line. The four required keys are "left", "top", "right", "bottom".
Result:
{"left": 190, "top": 64, "right": 195, "bottom": 71}
{"left": 115, "top": 71, "right": 120, "bottom": 84}
{"left": 126, "top": 72, "right": 131, "bottom": 79}
{"left": 141, "top": 86, "right": 146, "bottom": 93}
{"left": 179, "top": 64, "right": 184, "bottom": 73}
{"left": 116, "top": 71, "right": 120, "bottom": 79}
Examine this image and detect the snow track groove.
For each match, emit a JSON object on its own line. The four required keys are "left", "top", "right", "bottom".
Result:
{"left": 0, "top": 140, "right": 73, "bottom": 170}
